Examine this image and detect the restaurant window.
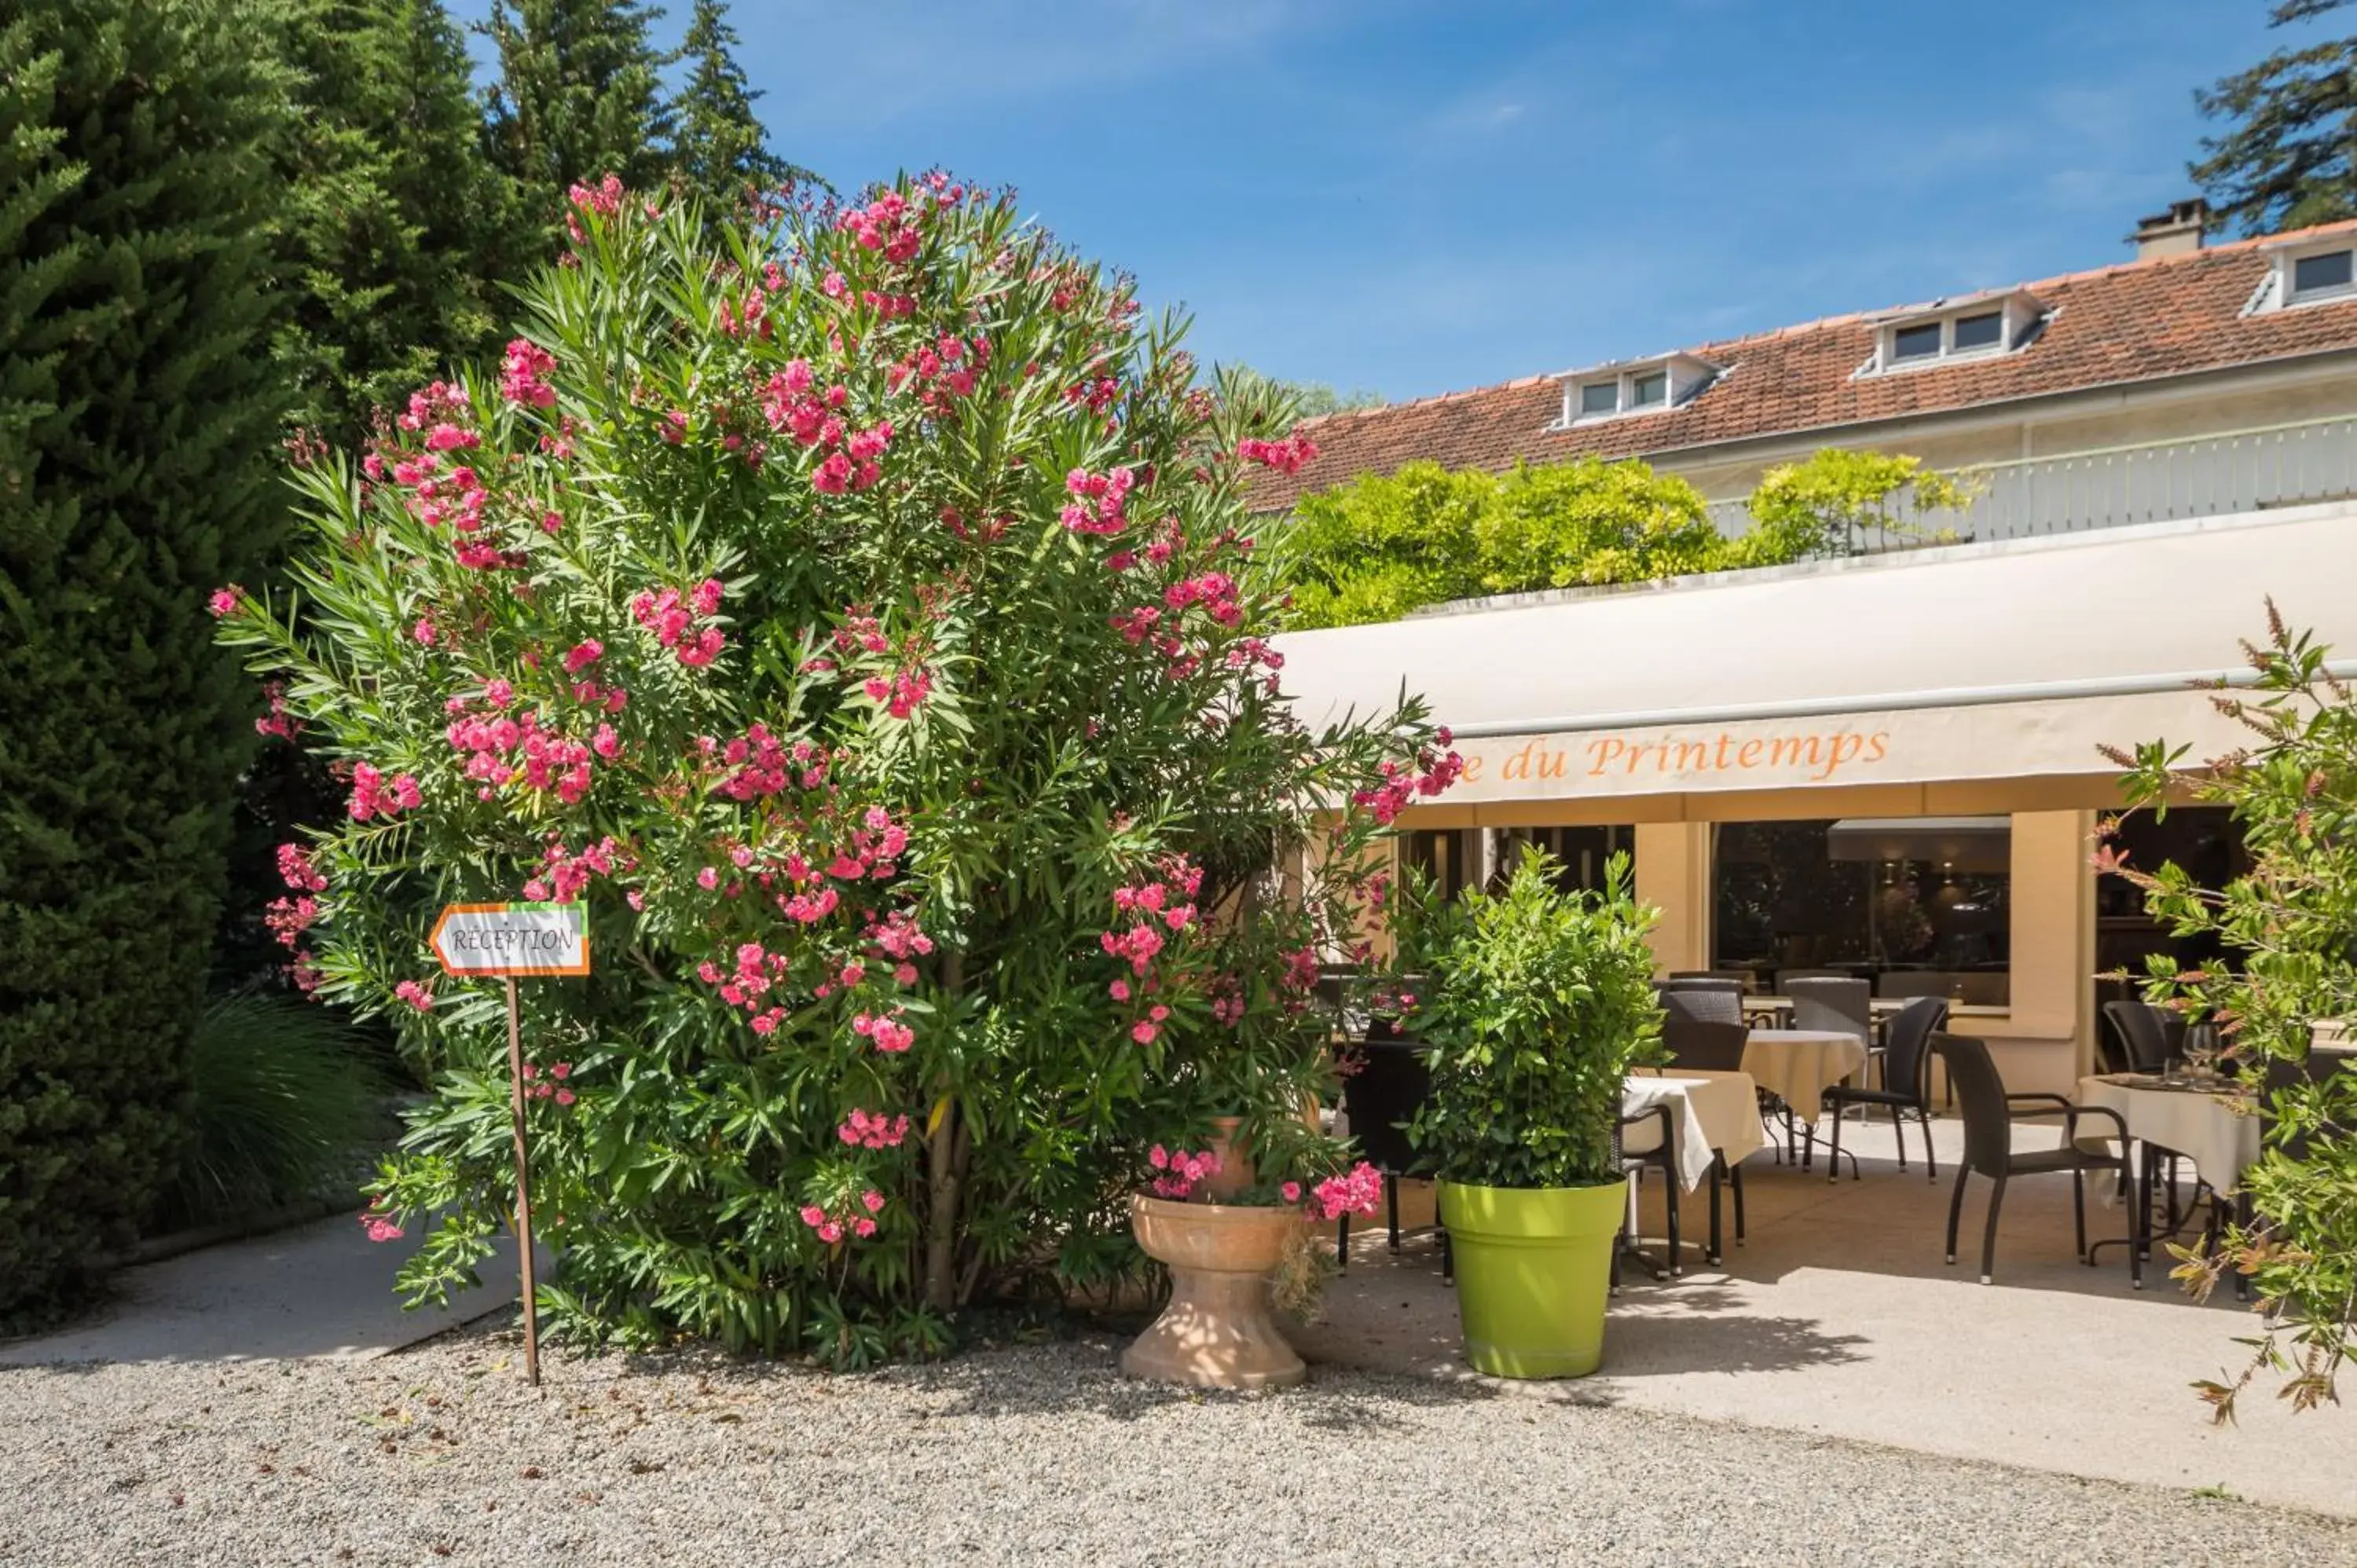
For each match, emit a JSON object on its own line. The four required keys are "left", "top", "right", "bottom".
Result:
{"left": 1494, "top": 824, "right": 1637, "bottom": 897}
{"left": 1404, "top": 828, "right": 1481, "bottom": 903}
{"left": 2095, "top": 806, "right": 2247, "bottom": 1008}
{"left": 1710, "top": 816, "right": 2010, "bottom": 1002}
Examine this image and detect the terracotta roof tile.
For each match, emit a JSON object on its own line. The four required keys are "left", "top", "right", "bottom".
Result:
{"left": 1248, "top": 220, "right": 2357, "bottom": 512}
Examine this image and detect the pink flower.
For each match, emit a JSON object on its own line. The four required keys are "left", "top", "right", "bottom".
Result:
{"left": 412, "top": 617, "right": 437, "bottom": 646}
{"left": 1109, "top": 979, "right": 1131, "bottom": 1002}
{"left": 800, "top": 1205, "right": 826, "bottom": 1226}
{"left": 361, "top": 1216, "right": 403, "bottom": 1244}
{"left": 394, "top": 980, "right": 434, "bottom": 1012}
{"left": 817, "top": 1222, "right": 844, "bottom": 1244}
{"left": 1131, "top": 1021, "right": 1157, "bottom": 1045}
{"left": 1148, "top": 1145, "right": 1169, "bottom": 1170}
{"left": 207, "top": 585, "right": 243, "bottom": 617}
{"left": 500, "top": 339, "right": 557, "bottom": 408}
{"left": 563, "top": 639, "right": 603, "bottom": 673}
{"left": 860, "top": 1189, "right": 885, "bottom": 1214}
{"left": 853, "top": 1218, "right": 877, "bottom": 1239}
{"left": 554, "top": 1089, "right": 575, "bottom": 1106}
{"left": 1281, "top": 1181, "right": 1302, "bottom": 1203}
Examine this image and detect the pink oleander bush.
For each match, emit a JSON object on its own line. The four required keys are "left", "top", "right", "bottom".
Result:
{"left": 214, "top": 174, "right": 1453, "bottom": 1365}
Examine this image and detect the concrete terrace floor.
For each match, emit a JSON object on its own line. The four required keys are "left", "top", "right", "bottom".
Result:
{"left": 1294, "top": 1115, "right": 2357, "bottom": 1519}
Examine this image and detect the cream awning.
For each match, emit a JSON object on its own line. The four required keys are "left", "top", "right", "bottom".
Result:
{"left": 1271, "top": 504, "right": 2357, "bottom": 806}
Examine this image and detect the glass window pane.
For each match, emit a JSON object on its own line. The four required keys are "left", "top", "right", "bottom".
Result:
{"left": 1951, "top": 310, "right": 2003, "bottom": 350}
{"left": 1893, "top": 322, "right": 1943, "bottom": 361}
{"left": 1579, "top": 381, "right": 1619, "bottom": 416}
{"left": 2295, "top": 251, "right": 2354, "bottom": 295}
{"left": 1631, "top": 372, "right": 1668, "bottom": 407}
{"left": 1711, "top": 818, "right": 2010, "bottom": 1002}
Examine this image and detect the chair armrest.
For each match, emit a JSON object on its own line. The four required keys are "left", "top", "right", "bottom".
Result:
{"left": 1616, "top": 1104, "right": 1673, "bottom": 1162}
{"left": 2058, "top": 1104, "right": 2128, "bottom": 1141}
{"left": 2003, "top": 1092, "right": 2075, "bottom": 1119}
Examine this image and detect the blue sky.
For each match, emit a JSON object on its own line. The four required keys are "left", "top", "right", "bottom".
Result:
{"left": 467, "top": 1, "right": 2309, "bottom": 401}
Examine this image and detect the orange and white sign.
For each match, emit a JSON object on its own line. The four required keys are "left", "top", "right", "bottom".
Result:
{"left": 430, "top": 903, "right": 590, "bottom": 977}
{"left": 1438, "top": 687, "right": 2245, "bottom": 804}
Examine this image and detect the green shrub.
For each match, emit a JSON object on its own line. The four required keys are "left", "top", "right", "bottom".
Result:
{"left": 2111, "top": 608, "right": 2357, "bottom": 1418}
{"left": 1736, "top": 448, "right": 1972, "bottom": 563}
{"left": 0, "top": 0, "right": 291, "bottom": 1333}
{"left": 159, "top": 994, "right": 391, "bottom": 1231}
{"left": 1403, "top": 850, "right": 1663, "bottom": 1190}
{"left": 1281, "top": 447, "right": 1971, "bottom": 628}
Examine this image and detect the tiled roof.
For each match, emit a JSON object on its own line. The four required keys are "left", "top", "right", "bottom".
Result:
{"left": 1248, "top": 220, "right": 2357, "bottom": 512}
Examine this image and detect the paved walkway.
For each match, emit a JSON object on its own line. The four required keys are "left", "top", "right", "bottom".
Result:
{"left": 1296, "top": 1117, "right": 2357, "bottom": 1519}
{"left": 0, "top": 1213, "right": 522, "bottom": 1365}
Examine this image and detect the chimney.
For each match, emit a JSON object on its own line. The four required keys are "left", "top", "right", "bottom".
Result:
{"left": 2133, "top": 198, "right": 2209, "bottom": 260}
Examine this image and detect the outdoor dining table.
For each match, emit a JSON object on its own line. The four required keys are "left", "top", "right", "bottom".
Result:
{"left": 1741, "top": 1028, "right": 1869, "bottom": 1114}
{"left": 2073, "top": 1072, "right": 2262, "bottom": 1291}
{"left": 1622, "top": 1068, "right": 1763, "bottom": 1267}
{"left": 1623, "top": 1068, "right": 1766, "bottom": 1189}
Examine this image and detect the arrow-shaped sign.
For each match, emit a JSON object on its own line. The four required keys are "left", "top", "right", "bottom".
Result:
{"left": 424, "top": 901, "right": 590, "bottom": 1390}
{"left": 430, "top": 902, "right": 589, "bottom": 978}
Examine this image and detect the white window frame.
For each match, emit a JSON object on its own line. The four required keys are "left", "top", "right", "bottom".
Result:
{"left": 1560, "top": 355, "right": 1719, "bottom": 427}
{"left": 1864, "top": 298, "right": 2038, "bottom": 376}
{"left": 2286, "top": 246, "right": 2357, "bottom": 307}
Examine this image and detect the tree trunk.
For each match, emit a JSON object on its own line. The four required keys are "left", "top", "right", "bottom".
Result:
{"left": 922, "top": 951, "right": 966, "bottom": 1313}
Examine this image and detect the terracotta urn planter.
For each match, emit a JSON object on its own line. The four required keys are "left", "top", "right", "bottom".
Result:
{"left": 1120, "top": 1192, "right": 1306, "bottom": 1390}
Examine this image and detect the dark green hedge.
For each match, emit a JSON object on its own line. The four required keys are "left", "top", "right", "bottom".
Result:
{"left": 0, "top": 0, "right": 288, "bottom": 1332}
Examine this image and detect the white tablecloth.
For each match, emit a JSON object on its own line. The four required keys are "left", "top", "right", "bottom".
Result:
{"left": 1743, "top": 1029, "right": 1868, "bottom": 1112}
{"left": 1623, "top": 1069, "right": 1765, "bottom": 1190}
{"left": 2074, "top": 1075, "right": 2263, "bottom": 1192}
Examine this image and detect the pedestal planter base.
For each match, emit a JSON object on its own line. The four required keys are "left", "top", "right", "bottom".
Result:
{"left": 1121, "top": 1193, "right": 1305, "bottom": 1391}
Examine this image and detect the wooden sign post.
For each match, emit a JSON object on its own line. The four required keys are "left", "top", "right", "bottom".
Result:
{"left": 429, "top": 901, "right": 590, "bottom": 1387}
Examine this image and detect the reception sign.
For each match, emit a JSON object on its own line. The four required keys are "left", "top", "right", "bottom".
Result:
{"left": 428, "top": 900, "right": 592, "bottom": 1389}
{"left": 430, "top": 901, "right": 589, "bottom": 977}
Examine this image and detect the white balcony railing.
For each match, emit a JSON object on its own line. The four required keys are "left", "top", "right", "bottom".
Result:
{"left": 1704, "top": 415, "right": 2357, "bottom": 550}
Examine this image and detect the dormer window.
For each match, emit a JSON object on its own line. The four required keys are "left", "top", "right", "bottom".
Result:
{"left": 2293, "top": 247, "right": 2355, "bottom": 302}
{"left": 1863, "top": 290, "right": 2044, "bottom": 375}
{"left": 2249, "top": 238, "right": 2357, "bottom": 313}
{"left": 1558, "top": 353, "right": 1721, "bottom": 426}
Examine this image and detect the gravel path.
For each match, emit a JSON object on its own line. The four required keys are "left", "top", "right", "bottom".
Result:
{"left": 4, "top": 1320, "right": 2353, "bottom": 1568}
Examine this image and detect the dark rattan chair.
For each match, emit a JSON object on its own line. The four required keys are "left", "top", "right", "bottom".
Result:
{"left": 1658, "top": 1017, "right": 1751, "bottom": 1255}
{"left": 1659, "top": 985, "right": 1745, "bottom": 1028}
{"left": 1935, "top": 1033, "right": 2128, "bottom": 1284}
{"left": 1336, "top": 1038, "right": 1438, "bottom": 1271}
{"left": 1823, "top": 996, "right": 1947, "bottom": 1181}
{"left": 1615, "top": 1103, "right": 1681, "bottom": 1281}
{"left": 1668, "top": 969, "right": 1759, "bottom": 993}
{"left": 1784, "top": 976, "right": 1873, "bottom": 1174}
{"left": 2101, "top": 999, "right": 2173, "bottom": 1075}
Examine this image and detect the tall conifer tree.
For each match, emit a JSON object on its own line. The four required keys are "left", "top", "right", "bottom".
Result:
{"left": 482, "top": 0, "right": 674, "bottom": 247}
{"left": 2195, "top": 1, "right": 2357, "bottom": 233}
{"left": 669, "top": 0, "right": 810, "bottom": 216}
{"left": 270, "top": 0, "right": 524, "bottom": 443}
{"left": 0, "top": 0, "right": 291, "bottom": 1331}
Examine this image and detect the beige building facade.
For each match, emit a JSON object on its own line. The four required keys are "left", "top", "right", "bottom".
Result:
{"left": 1276, "top": 505, "right": 2357, "bottom": 1097}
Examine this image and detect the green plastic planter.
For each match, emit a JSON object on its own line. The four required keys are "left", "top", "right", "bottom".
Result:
{"left": 1439, "top": 1178, "right": 1626, "bottom": 1379}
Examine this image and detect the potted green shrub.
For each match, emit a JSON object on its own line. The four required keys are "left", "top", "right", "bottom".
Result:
{"left": 1403, "top": 847, "right": 1662, "bottom": 1378}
